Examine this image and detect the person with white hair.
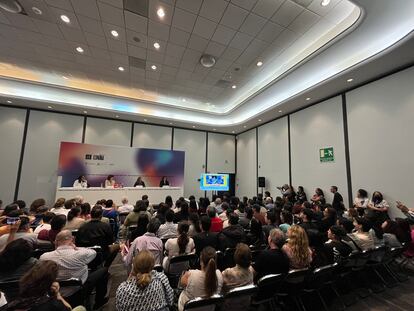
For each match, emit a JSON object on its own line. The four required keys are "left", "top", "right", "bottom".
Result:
{"left": 118, "top": 197, "right": 134, "bottom": 213}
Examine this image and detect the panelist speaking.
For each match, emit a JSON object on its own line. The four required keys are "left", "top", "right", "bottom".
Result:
{"left": 133, "top": 176, "right": 146, "bottom": 187}
{"left": 159, "top": 176, "right": 170, "bottom": 187}
{"left": 73, "top": 175, "right": 87, "bottom": 188}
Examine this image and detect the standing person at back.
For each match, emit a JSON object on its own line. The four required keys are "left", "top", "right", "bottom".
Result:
{"left": 331, "top": 186, "right": 344, "bottom": 215}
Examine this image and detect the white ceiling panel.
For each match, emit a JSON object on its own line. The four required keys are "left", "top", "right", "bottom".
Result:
{"left": 31, "top": 19, "right": 63, "bottom": 38}
{"left": 176, "top": 0, "right": 203, "bottom": 14}
{"left": 124, "top": 11, "right": 148, "bottom": 33}
{"left": 148, "top": 20, "right": 170, "bottom": 41}
{"left": 169, "top": 27, "right": 190, "bottom": 46}
{"left": 252, "top": 0, "right": 284, "bottom": 19}
{"left": 205, "top": 41, "right": 227, "bottom": 58}
{"left": 193, "top": 16, "right": 217, "bottom": 40}
{"left": 220, "top": 4, "right": 249, "bottom": 30}
{"left": 187, "top": 34, "right": 209, "bottom": 52}
{"left": 71, "top": 0, "right": 100, "bottom": 20}
{"left": 199, "top": 0, "right": 228, "bottom": 23}
{"left": 271, "top": 0, "right": 304, "bottom": 27}
{"left": 239, "top": 13, "right": 267, "bottom": 37}
{"left": 128, "top": 44, "right": 147, "bottom": 59}
{"left": 229, "top": 31, "right": 254, "bottom": 50}
{"left": 171, "top": 7, "right": 197, "bottom": 33}
{"left": 77, "top": 15, "right": 105, "bottom": 36}
{"left": 97, "top": 2, "right": 125, "bottom": 27}
{"left": 211, "top": 25, "right": 236, "bottom": 45}
{"left": 98, "top": 0, "right": 123, "bottom": 9}
{"left": 84, "top": 32, "right": 108, "bottom": 49}
{"left": 45, "top": 0, "right": 73, "bottom": 11}
{"left": 257, "top": 21, "right": 284, "bottom": 43}
{"left": 288, "top": 9, "right": 320, "bottom": 34}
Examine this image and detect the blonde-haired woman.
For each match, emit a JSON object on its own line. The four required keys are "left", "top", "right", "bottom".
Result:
{"left": 282, "top": 225, "right": 312, "bottom": 269}
{"left": 115, "top": 250, "right": 174, "bottom": 311}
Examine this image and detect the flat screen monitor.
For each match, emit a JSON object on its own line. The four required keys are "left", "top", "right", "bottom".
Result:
{"left": 200, "top": 173, "right": 229, "bottom": 191}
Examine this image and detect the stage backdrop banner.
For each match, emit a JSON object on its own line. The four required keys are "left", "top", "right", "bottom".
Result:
{"left": 58, "top": 142, "right": 185, "bottom": 188}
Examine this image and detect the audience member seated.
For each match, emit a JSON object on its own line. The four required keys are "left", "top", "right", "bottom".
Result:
{"left": 325, "top": 225, "right": 353, "bottom": 262}
{"left": 319, "top": 207, "right": 337, "bottom": 233}
{"left": 308, "top": 230, "right": 334, "bottom": 268}
{"left": 296, "top": 186, "right": 308, "bottom": 204}
{"left": 102, "top": 199, "right": 118, "bottom": 220}
{"left": 76, "top": 206, "right": 119, "bottom": 267}
{"left": 222, "top": 243, "right": 254, "bottom": 292}
{"left": 348, "top": 217, "right": 375, "bottom": 251}
{"left": 263, "top": 210, "right": 279, "bottom": 239}
{"left": 208, "top": 206, "right": 223, "bottom": 233}
{"left": 213, "top": 198, "right": 223, "bottom": 214}
{"left": 32, "top": 205, "right": 49, "bottom": 227}
{"left": 311, "top": 188, "right": 325, "bottom": 205}
{"left": 218, "top": 202, "right": 230, "bottom": 222}
{"left": 0, "top": 239, "right": 37, "bottom": 299}
{"left": 157, "top": 210, "right": 177, "bottom": 239}
{"left": 40, "top": 230, "right": 108, "bottom": 309}
{"left": 38, "top": 214, "right": 66, "bottom": 243}
{"left": 353, "top": 189, "right": 369, "bottom": 216}
{"left": 0, "top": 216, "right": 38, "bottom": 249}
{"left": 118, "top": 197, "right": 134, "bottom": 214}
{"left": 116, "top": 250, "right": 174, "bottom": 311}
{"left": 29, "top": 198, "right": 46, "bottom": 216}
{"left": 189, "top": 199, "right": 198, "bottom": 214}
{"left": 124, "top": 200, "right": 151, "bottom": 228}
{"left": 252, "top": 204, "right": 266, "bottom": 225}
{"left": 79, "top": 203, "right": 91, "bottom": 221}
{"left": 193, "top": 216, "right": 218, "bottom": 255}
{"left": 0, "top": 260, "right": 84, "bottom": 311}
{"left": 246, "top": 218, "right": 265, "bottom": 248}
{"left": 124, "top": 219, "right": 163, "bottom": 269}
{"left": 367, "top": 191, "right": 389, "bottom": 225}
{"left": 178, "top": 246, "right": 223, "bottom": 311}
{"left": 218, "top": 213, "right": 246, "bottom": 251}
{"left": 163, "top": 222, "right": 195, "bottom": 271}
{"left": 253, "top": 228, "right": 289, "bottom": 281}
{"left": 299, "top": 208, "right": 318, "bottom": 232}
{"left": 129, "top": 214, "right": 150, "bottom": 242}
{"left": 282, "top": 225, "right": 313, "bottom": 269}
{"left": 188, "top": 213, "right": 201, "bottom": 237}
{"left": 34, "top": 211, "right": 54, "bottom": 234}
{"left": 235, "top": 202, "right": 249, "bottom": 228}
{"left": 0, "top": 205, "right": 22, "bottom": 237}
{"left": 64, "top": 206, "right": 85, "bottom": 231}
{"left": 50, "top": 198, "right": 66, "bottom": 216}
{"left": 174, "top": 201, "right": 190, "bottom": 223}
{"left": 279, "top": 210, "right": 293, "bottom": 234}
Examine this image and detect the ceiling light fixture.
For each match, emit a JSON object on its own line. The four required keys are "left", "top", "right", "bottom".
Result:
{"left": 258, "top": 119, "right": 262, "bottom": 122}
{"left": 243, "top": 125, "right": 246, "bottom": 128}
{"left": 169, "top": 122, "right": 173, "bottom": 125}
{"left": 256, "top": 61, "right": 263, "bottom": 67}
{"left": 32, "top": 7, "right": 42, "bottom": 15}
{"left": 192, "top": 125, "right": 196, "bottom": 128}
{"left": 60, "top": 15, "right": 70, "bottom": 23}
{"left": 115, "top": 115, "right": 119, "bottom": 118}
{"left": 83, "top": 110, "right": 87, "bottom": 114}
{"left": 48, "top": 106, "right": 53, "bottom": 109}
{"left": 157, "top": 8, "right": 165, "bottom": 18}
{"left": 200, "top": 54, "right": 216, "bottom": 68}
{"left": 321, "top": 0, "right": 331, "bottom": 7}
{"left": 182, "top": 98, "right": 186, "bottom": 102}
{"left": 153, "top": 42, "right": 160, "bottom": 49}
{"left": 111, "top": 30, "right": 119, "bottom": 38}
{"left": 278, "top": 110, "right": 282, "bottom": 113}
{"left": 232, "top": 85, "right": 237, "bottom": 89}
{"left": 151, "top": 65, "right": 157, "bottom": 70}
{"left": 306, "top": 97, "right": 311, "bottom": 101}
{"left": 6, "top": 100, "right": 12, "bottom": 104}
{"left": 62, "top": 76, "right": 68, "bottom": 80}
{"left": 347, "top": 78, "right": 354, "bottom": 82}
{"left": 76, "top": 46, "right": 84, "bottom": 53}
{"left": 118, "top": 66, "right": 125, "bottom": 71}
{"left": 231, "top": 131, "right": 235, "bottom": 134}
{"left": 144, "top": 119, "right": 148, "bottom": 122}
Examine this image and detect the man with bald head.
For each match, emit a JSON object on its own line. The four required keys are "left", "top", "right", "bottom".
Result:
{"left": 40, "top": 230, "right": 110, "bottom": 308}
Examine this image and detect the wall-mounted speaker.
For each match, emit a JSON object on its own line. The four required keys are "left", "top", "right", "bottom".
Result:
{"left": 258, "top": 177, "right": 265, "bottom": 187}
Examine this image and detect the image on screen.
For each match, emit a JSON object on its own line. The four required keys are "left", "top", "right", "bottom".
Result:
{"left": 200, "top": 173, "right": 229, "bottom": 191}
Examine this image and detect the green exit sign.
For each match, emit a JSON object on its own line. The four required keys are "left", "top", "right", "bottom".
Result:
{"left": 320, "top": 147, "right": 334, "bottom": 162}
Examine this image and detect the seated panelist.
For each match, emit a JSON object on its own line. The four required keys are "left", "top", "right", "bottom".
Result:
{"left": 134, "top": 176, "right": 146, "bottom": 187}
{"left": 73, "top": 175, "right": 87, "bottom": 188}
{"left": 159, "top": 176, "right": 170, "bottom": 187}
{"left": 104, "top": 175, "right": 116, "bottom": 188}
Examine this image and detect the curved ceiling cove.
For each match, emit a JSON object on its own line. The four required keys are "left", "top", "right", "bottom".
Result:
{"left": 0, "top": 0, "right": 413, "bottom": 129}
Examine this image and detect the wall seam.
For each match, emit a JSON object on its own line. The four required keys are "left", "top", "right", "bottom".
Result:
{"left": 287, "top": 115, "right": 292, "bottom": 186}
{"left": 130, "top": 122, "right": 134, "bottom": 147}
{"left": 171, "top": 127, "right": 174, "bottom": 150}
{"left": 81, "top": 116, "right": 87, "bottom": 143}
{"left": 256, "top": 127, "right": 259, "bottom": 195}
{"left": 14, "top": 109, "right": 30, "bottom": 201}
{"left": 205, "top": 132, "right": 208, "bottom": 198}
{"left": 342, "top": 93, "right": 353, "bottom": 208}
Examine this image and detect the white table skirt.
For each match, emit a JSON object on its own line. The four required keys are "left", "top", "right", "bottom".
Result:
{"left": 55, "top": 187, "right": 183, "bottom": 205}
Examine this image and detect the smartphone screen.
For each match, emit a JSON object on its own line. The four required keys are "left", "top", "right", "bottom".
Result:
{"left": 7, "top": 217, "right": 20, "bottom": 225}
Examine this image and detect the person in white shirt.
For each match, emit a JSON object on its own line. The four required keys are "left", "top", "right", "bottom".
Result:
{"left": 73, "top": 175, "right": 87, "bottom": 188}
{"left": 104, "top": 175, "right": 116, "bottom": 188}
{"left": 163, "top": 222, "right": 195, "bottom": 271}
{"left": 157, "top": 210, "right": 178, "bottom": 239}
{"left": 34, "top": 212, "right": 55, "bottom": 234}
{"left": 118, "top": 197, "right": 134, "bottom": 213}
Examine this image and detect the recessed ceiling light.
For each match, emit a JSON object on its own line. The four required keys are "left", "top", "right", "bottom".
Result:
{"left": 151, "top": 65, "right": 157, "bottom": 70}
{"left": 169, "top": 122, "right": 173, "bottom": 125}
{"left": 111, "top": 30, "right": 119, "bottom": 38}
{"left": 60, "top": 15, "right": 70, "bottom": 23}
{"left": 321, "top": 0, "right": 331, "bottom": 7}
{"left": 232, "top": 85, "right": 237, "bottom": 89}
{"left": 278, "top": 110, "right": 282, "bottom": 113}
{"left": 256, "top": 61, "right": 263, "bottom": 67}
{"left": 83, "top": 110, "right": 88, "bottom": 114}
{"left": 243, "top": 125, "right": 246, "bottom": 128}
{"left": 157, "top": 7, "right": 165, "bottom": 18}
{"left": 62, "top": 75, "right": 69, "bottom": 80}
{"left": 48, "top": 106, "right": 53, "bottom": 109}
{"left": 144, "top": 119, "right": 148, "bottom": 122}
{"left": 182, "top": 98, "right": 186, "bottom": 102}
{"left": 306, "top": 97, "right": 311, "bottom": 101}
{"left": 192, "top": 125, "right": 196, "bottom": 128}
{"left": 258, "top": 119, "right": 262, "bottom": 122}
{"left": 231, "top": 131, "right": 235, "bottom": 134}
{"left": 347, "top": 78, "right": 354, "bottom": 82}
{"left": 118, "top": 66, "right": 125, "bottom": 72}
{"left": 153, "top": 42, "right": 160, "bottom": 49}
{"left": 32, "top": 7, "right": 42, "bottom": 15}
{"left": 76, "top": 46, "right": 84, "bottom": 53}
{"left": 6, "top": 100, "right": 12, "bottom": 104}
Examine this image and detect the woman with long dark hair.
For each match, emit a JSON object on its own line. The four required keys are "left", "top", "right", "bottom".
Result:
{"left": 163, "top": 222, "right": 195, "bottom": 271}
{"left": 178, "top": 246, "right": 223, "bottom": 311}
{"left": 64, "top": 206, "right": 85, "bottom": 230}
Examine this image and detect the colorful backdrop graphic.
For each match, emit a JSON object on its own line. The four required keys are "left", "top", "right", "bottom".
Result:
{"left": 58, "top": 142, "right": 185, "bottom": 188}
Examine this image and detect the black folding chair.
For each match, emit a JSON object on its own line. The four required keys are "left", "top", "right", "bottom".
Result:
{"left": 223, "top": 248, "right": 236, "bottom": 270}
{"left": 223, "top": 284, "right": 258, "bottom": 311}
{"left": 166, "top": 253, "right": 198, "bottom": 288}
{"left": 276, "top": 268, "right": 309, "bottom": 311}
{"left": 118, "top": 212, "right": 129, "bottom": 225}
{"left": 252, "top": 273, "right": 285, "bottom": 311}
{"left": 0, "top": 280, "right": 19, "bottom": 302}
{"left": 183, "top": 294, "right": 223, "bottom": 311}
{"left": 216, "top": 250, "right": 224, "bottom": 271}
{"left": 59, "top": 278, "right": 84, "bottom": 309}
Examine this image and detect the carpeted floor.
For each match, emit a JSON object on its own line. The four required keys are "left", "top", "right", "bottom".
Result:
{"left": 102, "top": 255, "right": 414, "bottom": 311}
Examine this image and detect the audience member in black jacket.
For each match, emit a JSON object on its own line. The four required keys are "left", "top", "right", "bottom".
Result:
{"left": 218, "top": 213, "right": 246, "bottom": 251}
{"left": 193, "top": 215, "right": 218, "bottom": 255}
{"left": 246, "top": 218, "right": 265, "bottom": 247}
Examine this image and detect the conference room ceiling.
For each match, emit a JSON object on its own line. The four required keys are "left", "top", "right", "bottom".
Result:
{"left": 0, "top": 0, "right": 413, "bottom": 133}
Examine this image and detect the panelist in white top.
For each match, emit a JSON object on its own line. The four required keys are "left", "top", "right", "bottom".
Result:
{"left": 73, "top": 175, "right": 87, "bottom": 188}
{"left": 104, "top": 175, "right": 116, "bottom": 188}
{"left": 133, "top": 176, "right": 146, "bottom": 187}
{"left": 159, "top": 176, "right": 170, "bottom": 187}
